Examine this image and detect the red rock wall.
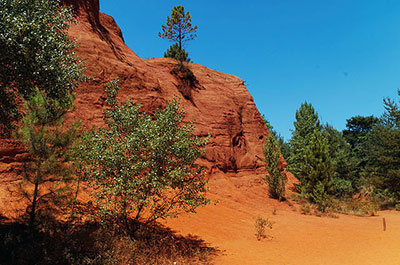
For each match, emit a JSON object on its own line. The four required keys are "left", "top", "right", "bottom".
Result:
{"left": 1, "top": 0, "right": 269, "bottom": 176}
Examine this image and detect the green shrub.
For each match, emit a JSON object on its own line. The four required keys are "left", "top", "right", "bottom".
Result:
{"left": 164, "top": 43, "right": 191, "bottom": 62}
{"left": 329, "top": 177, "right": 354, "bottom": 198}
{"left": 0, "top": 0, "right": 84, "bottom": 136}
{"left": 263, "top": 134, "right": 287, "bottom": 201}
{"left": 73, "top": 79, "right": 210, "bottom": 232}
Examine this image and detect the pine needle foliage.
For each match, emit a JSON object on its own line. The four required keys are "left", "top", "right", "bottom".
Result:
{"left": 363, "top": 90, "right": 400, "bottom": 199}
{"left": 159, "top": 5, "right": 197, "bottom": 64}
{"left": 17, "top": 90, "right": 79, "bottom": 227}
{"left": 300, "top": 130, "right": 335, "bottom": 211}
{"left": 288, "top": 102, "right": 321, "bottom": 181}
{"left": 164, "top": 43, "right": 191, "bottom": 62}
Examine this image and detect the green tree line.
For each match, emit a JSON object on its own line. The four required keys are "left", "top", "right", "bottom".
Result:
{"left": 263, "top": 96, "right": 400, "bottom": 212}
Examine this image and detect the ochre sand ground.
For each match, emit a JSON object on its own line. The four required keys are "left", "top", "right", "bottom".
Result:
{"left": 1, "top": 171, "right": 399, "bottom": 265}
{"left": 167, "top": 173, "right": 400, "bottom": 265}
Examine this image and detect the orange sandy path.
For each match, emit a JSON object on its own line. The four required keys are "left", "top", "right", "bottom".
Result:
{"left": 166, "top": 173, "right": 400, "bottom": 265}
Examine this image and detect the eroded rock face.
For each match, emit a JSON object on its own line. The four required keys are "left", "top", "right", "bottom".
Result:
{"left": 1, "top": 0, "right": 268, "bottom": 175}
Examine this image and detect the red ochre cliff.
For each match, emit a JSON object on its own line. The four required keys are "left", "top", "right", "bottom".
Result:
{"left": 0, "top": 0, "right": 280, "bottom": 198}
{"left": 64, "top": 0, "right": 269, "bottom": 174}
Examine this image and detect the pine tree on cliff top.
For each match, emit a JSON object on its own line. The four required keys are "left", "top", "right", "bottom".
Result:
{"left": 159, "top": 5, "right": 197, "bottom": 64}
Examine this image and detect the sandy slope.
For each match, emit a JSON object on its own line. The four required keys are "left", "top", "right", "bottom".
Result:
{"left": 167, "top": 173, "right": 400, "bottom": 265}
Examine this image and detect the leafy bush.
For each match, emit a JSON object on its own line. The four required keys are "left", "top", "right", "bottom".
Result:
{"left": 308, "top": 182, "right": 330, "bottom": 212}
{"left": 263, "top": 134, "right": 287, "bottom": 201}
{"left": 329, "top": 177, "right": 354, "bottom": 198}
{"left": 0, "top": 0, "right": 84, "bottom": 135}
{"left": 73, "top": 79, "right": 210, "bottom": 232}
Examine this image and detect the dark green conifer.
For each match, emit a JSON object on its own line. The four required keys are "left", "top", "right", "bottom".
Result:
{"left": 159, "top": 5, "right": 197, "bottom": 64}
{"left": 288, "top": 102, "right": 321, "bottom": 181}
{"left": 300, "top": 130, "right": 335, "bottom": 211}
{"left": 18, "top": 91, "right": 78, "bottom": 227}
{"left": 363, "top": 90, "right": 400, "bottom": 199}
{"left": 164, "top": 43, "right": 191, "bottom": 62}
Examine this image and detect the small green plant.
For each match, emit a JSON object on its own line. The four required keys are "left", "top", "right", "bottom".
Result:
{"left": 309, "top": 182, "right": 330, "bottom": 212}
{"left": 263, "top": 134, "right": 287, "bottom": 201}
{"left": 395, "top": 204, "right": 400, "bottom": 211}
{"left": 164, "top": 43, "right": 191, "bottom": 62}
{"left": 254, "top": 216, "right": 273, "bottom": 240}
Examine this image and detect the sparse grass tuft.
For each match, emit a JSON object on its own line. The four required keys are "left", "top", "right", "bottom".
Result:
{"left": 293, "top": 193, "right": 378, "bottom": 218}
{"left": 329, "top": 198, "right": 379, "bottom": 217}
{"left": 254, "top": 216, "right": 273, "bottom": 240}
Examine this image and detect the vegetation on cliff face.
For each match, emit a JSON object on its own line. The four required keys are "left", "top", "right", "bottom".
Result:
{"left": 164, "top": 43, "right": 191, "bottom": 62}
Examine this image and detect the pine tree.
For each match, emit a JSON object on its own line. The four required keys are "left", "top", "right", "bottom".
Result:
{"left": 159, "top": 5, "right": 197, "bottom": 64}
{"left": 288, "top": 102, "right": 321, "bottom": 181}
{"left": 343, "top": 115, "right": 379, "bottom": 150}
{"left": 300, "top": 130, "right": 335, "bottom": 211}
{"left": 263, "top": 134, "right": 287, "bottom": 201}
{"left": 363, "top": 90, "right": 400, "bottom": 199}
{"left": 323, "top": 124, "right": 356, "bottom": 197}
{"left": 18, "top": 90, "right": 78, "bottom": 227}
{"left": 261, "top": 115, "right": 291, "bottom": 160}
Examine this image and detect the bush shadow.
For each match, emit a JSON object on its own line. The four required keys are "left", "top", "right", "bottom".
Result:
{"left": 0, "top": 218, "right": 219, "bottom": 265}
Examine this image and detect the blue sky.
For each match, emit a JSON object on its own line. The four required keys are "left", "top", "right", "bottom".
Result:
{"left": 100, "top": 0, "right": 400, "bottom": 140}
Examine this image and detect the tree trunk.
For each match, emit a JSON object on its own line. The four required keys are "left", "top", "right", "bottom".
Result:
{"left": 29, "top": 170, "right": 40, "bottom": 227}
